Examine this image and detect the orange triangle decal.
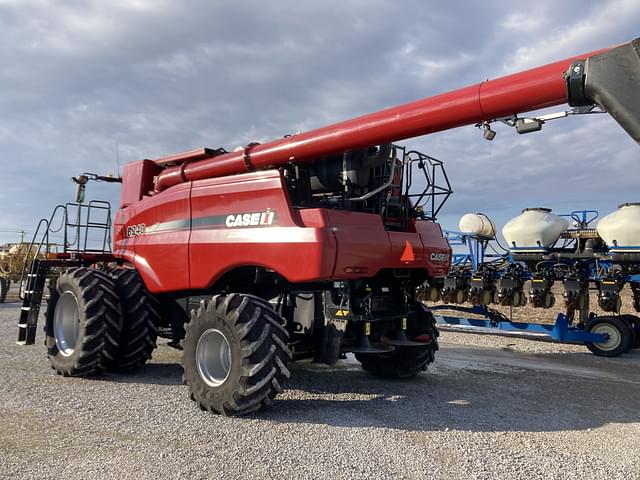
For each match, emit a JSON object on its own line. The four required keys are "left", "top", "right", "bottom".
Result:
{"left": 400, "top": 240, "right": 415, "bottom": 262}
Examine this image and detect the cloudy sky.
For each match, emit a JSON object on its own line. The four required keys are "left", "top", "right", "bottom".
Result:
{"left": 0, "top": 0, "right": 638, "bottom": 245}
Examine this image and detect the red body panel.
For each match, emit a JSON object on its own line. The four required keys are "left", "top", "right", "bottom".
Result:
{"left": 322, "top": 211, "right": 450, "bottom": 278}
{"left": 188, "top": 171, "right": 336, "bottom": 289}
{"left": 120, "top": 160, "right": 162, "bottom": 207}
{"left": 113, "top": 170, "right": 452, "bottom": 294}
{"left": 412, "top": 220, "right": 451, "bottom": 278}
{"left": 114, "top": 182, "right": 191, "bottom": 292}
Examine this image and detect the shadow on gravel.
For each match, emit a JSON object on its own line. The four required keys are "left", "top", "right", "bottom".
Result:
{"left": 71, "top": 345, "right": 640, "bottom": 434}
{"left": 253, "top": 357, "right": 640, "bottom": 433}
{"left": 104, "top": 362, "right": 184, "bottom": 386}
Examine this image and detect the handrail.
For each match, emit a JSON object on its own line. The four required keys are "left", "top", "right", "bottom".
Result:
{"left": 19, "top": 218, "right": 49, "bottom": 300}
{"left": 18, "top": 202, "right": 113, "bottom": 299}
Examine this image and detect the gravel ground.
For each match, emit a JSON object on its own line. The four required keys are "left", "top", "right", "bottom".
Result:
{"left": 1, "top": 293, "right": 639, "bottom": 480}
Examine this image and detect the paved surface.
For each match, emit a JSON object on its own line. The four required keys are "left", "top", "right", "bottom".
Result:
{"left": 0, "top": 299, "right": 639, "bottom": 480}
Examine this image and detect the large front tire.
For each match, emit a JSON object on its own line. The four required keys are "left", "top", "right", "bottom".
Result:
{"left": 182, "top": 294, "right": 292, "bottom": 416}
{"left": 105, "top": 269, "right": 160, "bottom": 371}
{"left": 45, "top": 268, "right": 123, "bottom": 376}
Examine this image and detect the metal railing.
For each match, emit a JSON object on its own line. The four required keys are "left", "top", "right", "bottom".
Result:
{"left": 18, "top": 201, "right": 112, "bottom": 299}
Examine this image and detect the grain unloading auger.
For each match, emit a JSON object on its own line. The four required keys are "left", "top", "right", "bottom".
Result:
{"left": 17, "top": 38, "right": 640, "bottom": 415}
{"left": 152, "top": 38, "right": 640, "bottom": 191}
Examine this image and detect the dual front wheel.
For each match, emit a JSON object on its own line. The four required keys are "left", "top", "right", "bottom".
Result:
{"left": 45, "top": 267, "right": 160, "bottom": 376}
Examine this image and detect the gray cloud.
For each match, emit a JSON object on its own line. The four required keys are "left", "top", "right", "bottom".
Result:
{"left": 0, "top": 0, "right": 638, "bottom": 244}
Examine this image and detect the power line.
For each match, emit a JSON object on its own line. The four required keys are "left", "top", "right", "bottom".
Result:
{"left": 0, "top": 229, "right": 28, "bottom": 244}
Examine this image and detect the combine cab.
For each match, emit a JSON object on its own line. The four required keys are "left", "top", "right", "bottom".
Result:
{"left": 17, "top": 38, "right": 640, "bottom": 415}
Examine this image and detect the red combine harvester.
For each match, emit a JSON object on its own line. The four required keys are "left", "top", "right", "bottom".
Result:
{"left": 18, "top": 39, "right": 640, "bottom": 415}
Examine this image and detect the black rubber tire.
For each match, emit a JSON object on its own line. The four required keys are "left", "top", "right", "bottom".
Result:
{"left": 182, "top": 293, "right": 292, "bottom": 416}
{"left": 355, "top": 303, "right": 438, "bottom": 379}
{"left": 356, "top": 346, "right": 436, "bottom": 379}
{"left": 0, "top": 277, "right": 8, "bottom": 303}
{"left": 585, "top": 316, "right": 633, "bottom": 357}
{"left": 105, "top": 269, "right": 161, "bottom": 371}
{"left": 619, "top": 314, "right": 640, "bottom": 349}
{"left": 45, "top": 268, "right": 123, "bottom": 376}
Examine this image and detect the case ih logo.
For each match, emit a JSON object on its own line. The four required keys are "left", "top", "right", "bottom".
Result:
{"left": 430, "top": 252, "right": 450, "bottom": 262}
{"left": 225, "top": 209, "right": 275, "bottom": 228}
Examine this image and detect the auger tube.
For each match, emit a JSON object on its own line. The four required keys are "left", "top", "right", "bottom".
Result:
{"left": 150, "top": 39, "right": 636, "bottom": 191}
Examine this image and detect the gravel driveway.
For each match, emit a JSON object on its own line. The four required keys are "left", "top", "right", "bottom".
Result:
{"left": 1, "top": 299, "right": 638, "bottom": 480}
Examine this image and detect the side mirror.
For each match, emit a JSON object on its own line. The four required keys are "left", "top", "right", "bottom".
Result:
{"left": 75, "top": 183, "right": 86, "bottom": 203}
{"left": 72, "top": 174, "right": 89, "bottom": 203}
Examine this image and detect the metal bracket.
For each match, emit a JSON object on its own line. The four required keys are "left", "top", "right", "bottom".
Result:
{"left": 477, "top": 105, "right": 605, "bottom": 140}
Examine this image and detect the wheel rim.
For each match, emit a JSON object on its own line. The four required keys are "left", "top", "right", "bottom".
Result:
{"left": 591, "top": 323, "right": 621, "bottom": 352}
{"left": 196, "top": 328, "right": 232, "bottom": 387}
{"left": 53, "top": 291, "right": 81, "bottom": 357}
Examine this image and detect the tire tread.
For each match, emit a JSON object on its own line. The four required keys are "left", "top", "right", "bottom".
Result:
{"left": 46, "top": 267, "right": 123, "bottom": 376}
{"left": 105, "top": 269, "right": 160, "bottom": 371}
{"left": 184, "top": 293, "right": 291, "bottom": 416}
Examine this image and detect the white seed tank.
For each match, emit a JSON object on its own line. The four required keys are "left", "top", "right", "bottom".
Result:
{"left": 458, "top": 213, "right": 496, "bottom": 238}
{"left": 502, "top": 208, "right": 569, "bottom": 251}
{"left": 596, "top": 203, "right": 640, "bottom": 251}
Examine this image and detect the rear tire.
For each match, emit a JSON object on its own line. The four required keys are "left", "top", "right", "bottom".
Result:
{"left": 45, "top": 268, "right": 123, "bottom": 376}
{"left": 106, "top": 269, "right": 160, "bottom": 371}
{"left": 585, "top": 316, "right": 633, "bottom": 357}
{"left": 182, "top": 293, "right": 292, "bottom": 416}
{"left": 356, "top": 346, "right": 436, "bottom": 379}
{"left": 356, "top": 303, "right": 438, "bottom": 379}
{"left": 0, "top": 277, "right": 8, "bottom": 303}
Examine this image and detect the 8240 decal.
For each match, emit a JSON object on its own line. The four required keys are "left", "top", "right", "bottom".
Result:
{"left": 126, "top": 223, "right": 146, "bottom": 237}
